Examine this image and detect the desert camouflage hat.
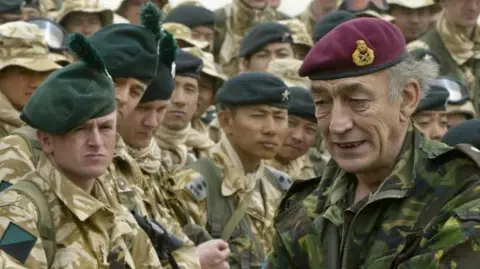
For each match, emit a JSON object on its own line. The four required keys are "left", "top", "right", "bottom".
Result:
{"left": 163, "top": 22, "right": 209, "bottom": 50}
{"left": 0, "top": 21, "right": 62, "bottom": 72}
{"left": 184, "top": 46, "right": 227, "bottom": 84}
{"left": 387, "top": 0, "right": 435, "bottom": 9}
{"left": 357, "top": 10, "right": 395, "bottom": 22}
{"left": 278, "top": 19, "right": 313, "bottom": 49}
{"left": 56, "top": 0, "right": 114, "bottom": 27}
{"left": 267, "top": 58, "right": 311, "bottom": 89}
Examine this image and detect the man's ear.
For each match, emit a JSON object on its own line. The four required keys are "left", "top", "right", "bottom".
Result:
{"left": 217, "top": 109, "right": 234, "bottom": 136}
{"left": 400, "top": 78, "right": 421, "bottom": 122}
{"left": 37, "top": 130, "right": 53, "bottom": 154}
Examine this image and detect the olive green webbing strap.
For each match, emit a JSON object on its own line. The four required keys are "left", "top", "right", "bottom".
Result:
{"left": 8, "top": 180, "right": 56, "bottom": 268}
{"left": 221, "top": 189, "right": 254, "bottom": 241}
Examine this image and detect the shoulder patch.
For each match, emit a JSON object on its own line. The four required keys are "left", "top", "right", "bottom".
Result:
{"left": 185, "top": 173, "right": 208, "bottom": 201}
{"left": 0, "top": 222, "right": 37, "bottom": 264}
{"left": 267, "top": 167, "right": 293, "bottom": 191}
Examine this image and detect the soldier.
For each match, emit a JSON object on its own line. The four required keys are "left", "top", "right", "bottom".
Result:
{"left": 239, "top": 22, "right": 294, "bottom": 74}
{"left": 0, "top": 0, "right": 41, "bottom": 24}
{"left": 312, "top": 10, "right": 356, "bottom": 42}
{"left": 265, "top": 86, "right": 317, "bottom": 179}
{"left": 116, "top": 0, "right": 149, "bottom": 25}
{"left": 0, "top": 33, "right": 161, "bottom": 268}
{"left": 0, "top": 21, "right": 61, "bottom": 137}
{"left": 266, "top": 18, "right": 480, "bottom": 268}
{"left": 164, "top": 4, "right": 216, "bottom": 51}
{"left": 155, "top": 49, "right": 214, "bottom": 168}
{"left": 297, "top": 0, "right": 340, "bottom": 37}
{"left": 174, "top": 72, "right": 291, "bottom": 268}
{"left": 214, "top": 0, "right": 290, "bottom": 73}
{"left": 277, "top": 19, "right": 313, "bottom": 60}
{"left": 184, "top": 47, "right": 227, "bottom": 137}
{"left": 407, "top": 0, "right": 480, "bottom": 114}
{"left": 387, "top": 0, "right": 436, "bottom": 42}
{"left": 56, "top": 0, "right": 114, "bottom": 36}
{"left": 412, "top": 81, "right": 449, "bottom": 140}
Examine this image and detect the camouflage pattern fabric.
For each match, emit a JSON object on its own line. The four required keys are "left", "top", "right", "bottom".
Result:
{"left": 0, "top": 153, "right": 161, "bottom": 268}
{"left": 173, "top": 135, "right": 285, "bottom": 266}
{"left": 277, "top": 19, "right": 313, "bottom": 49}
{"left": 265, "top": 154, "right": 315, "bottom": 181}
{"left": 266, "top": 123, "right": 480, "bottom": 268}
{"left": 266, "top": 58, "right": 311, "bottom": 89}
{"left": 0, "top": 93, "right": 24, "bottom": 138}
{"left": 295, "top": 3, "right": 315, "bottom": 38}
{"left": 163, "top": 22, "right": 209, "bottom": 50}
{"left": 55, "top": 0, "right": 114, "bottom": 26}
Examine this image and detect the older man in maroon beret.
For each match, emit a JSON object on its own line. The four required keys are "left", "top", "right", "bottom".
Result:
{"left": 265, "top": 17, "right": 480, "bottom": 269}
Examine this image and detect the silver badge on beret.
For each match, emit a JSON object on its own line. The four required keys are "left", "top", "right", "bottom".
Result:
{"left": 171, "top": 62, "right": 176, "bottom": 78}
{"left": 282, "top": 89, "right": 290, "bottom": 102}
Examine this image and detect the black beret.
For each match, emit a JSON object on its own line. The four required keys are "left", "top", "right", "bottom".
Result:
{"left": 239, "top": 22, "right": 293, "bottom": 58}
{"left": 0, "top": 0, "right": 22, "bottom": 13}
{"left": 415, "top": 85, "right": 449, "bottom": 114}
{"left": 409, "top": 48, "right": 441, "bottom": 65}
{"left": 287, "top": 86, "right": 316, "bottom": 122}
{"left": 442, "top": 119, "right": 480, "bottom": 149}
{"left": 141, "top": 63, "right": 174, "bottom": 103}
{"left": 176, "top": 49, "right": 203, "bottom": 78}
{"left": 215, "top": 72, "right": 290, "bottom": 109}
{"left": 313, "top": 10, "right": 356, "bottom": 42}
{"left": 164, "top": 5, "right": 215, "bottom": 28}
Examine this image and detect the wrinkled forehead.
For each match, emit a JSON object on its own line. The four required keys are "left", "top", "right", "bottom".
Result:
{"left": 310, "top": 70, "right": 389, "bottom": 95}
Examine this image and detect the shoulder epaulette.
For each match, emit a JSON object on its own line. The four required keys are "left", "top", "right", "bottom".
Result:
{"left": 184, "top": 171, "right": 208, "bottom": 201}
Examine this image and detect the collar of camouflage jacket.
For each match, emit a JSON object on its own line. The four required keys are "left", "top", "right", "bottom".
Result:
{"left": 266, "top": 154, "right": 315, "bottom": 179}
{"left": 36, "top": 152, "right": 113, "bottom": 221}
{"left": 211, "top": 135, "right": 265, "bottom": 196}
{"left": 0, "top": 90, "right": 24, "bottom": 132}
{"left": 319, "top": 122, "right": 421, "bottom": 221}
{"left": 437, "top": 13, "right": 480, "bottom": 65}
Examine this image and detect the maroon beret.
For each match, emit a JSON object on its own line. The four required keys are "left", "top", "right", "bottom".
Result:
{"left": 299, "top": 18, "right": 407, "bottom": 80}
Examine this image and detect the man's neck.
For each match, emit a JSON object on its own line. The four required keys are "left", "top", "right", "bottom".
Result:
{"left": 274, "top": 155, "right": 291, "bottom": 166}
{"left": 48, "top": 156, "right": 96, "bottom": 193}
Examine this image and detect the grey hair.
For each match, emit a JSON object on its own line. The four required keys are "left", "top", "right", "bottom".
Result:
{"left": 386, "top": 56, "right": 439, "bottom": 101}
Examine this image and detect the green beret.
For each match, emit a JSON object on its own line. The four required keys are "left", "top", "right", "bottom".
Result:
{"left": 21, "top": 34, "right": 115, "bottom": 134}
{"left": 141, "top": 63, "right": 174, "bottom": 103}
{"left": 88, "top": 3, "right": 163, "bottom": 84}
{"left": 313, "top": 10, "right": 356, "bottom": 42}
{"left": 239, "top": 22, "right": 293, "bottom": 58}
{"left": 415, "top": 84, "right": 449, "bottom": 114}
{"left": 442, "top": 119, "right": 480, "bottom": 149}
{"left": 288, "top": 86, "right": 316, "bottom": 122}
{"left": 164, "top": 5, "right": 215, "bottom": 28}
{"left": 0, "top": 0, "right": 22, "bottom": 13}
{"left": 215, "top": 72, "right": 290, "bottom": 109}
{"left": 176, "top": 49, "right": 203, "bottom": 78}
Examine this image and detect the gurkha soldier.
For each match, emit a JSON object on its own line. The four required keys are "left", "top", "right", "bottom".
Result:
{"left": 56, "top": 0, "right": 114, "bottom": 37}
{"left": 0, "top": 34, "right": 161, "bottom": 268}
{"left": 164, "top": 4, "right": 216, "bottom": 52}
{"left": 174, "top": 72, "right": 292, "bottom": 268}
{"left": 265, "top": 86, "right": 318, "bottom": 180}
{"left": 214, "top": 0, "right": 290, "bottom": 75}
{"left": 0, "top": 21, "right": 61, "bottom": 138}
{"left": 183, "top": 47, "right": 227, "bottom": 139}
{"left": 277, "top": 19, "right": 313, "bottom": 60}
{"left": 155, "top": 50, "right": 214, "bottom": 168}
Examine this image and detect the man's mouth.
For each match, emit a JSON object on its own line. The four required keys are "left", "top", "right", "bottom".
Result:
{"left": 336, "top": 141, "right": 365, "bottom": 149}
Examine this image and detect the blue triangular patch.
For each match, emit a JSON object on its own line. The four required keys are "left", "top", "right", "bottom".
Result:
{"left": 0, "top": 222, "right": 37, "bottom": 264}
{"left": 0, "top": 181, "right": 12, "bottom": 192}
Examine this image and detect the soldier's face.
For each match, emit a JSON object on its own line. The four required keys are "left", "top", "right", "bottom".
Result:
{"left": 191, "top": 26, "right": 215, "bottom": 50}
{"left": 413, "top": 111, "right": 448, "bottom": 141}
{"left": 0, "top": 66, "right": 50, "bottom": 111}
{"left": 241, "top": 0, "right": 270, "bottom": 9}
{"left": 195, "top": 74, "right": 216, "bottom": 119}
{"left": 447, "top": 112, "right": 470, "bottom": 128}
{"left": 118, "top": 100, "right": 169, "bottom": 149}
{"left": 163, "top": 76, "right": 199, "bottom": 131}
{"left": 113, "top": 78, "right": 147, "bottom": 121}
{"left": 391, "top": 6, "right": 431, "bottom": 42}
{"left": 311, "top": 70, "right": 420, "bottom": 175}
{"left": 277, "top": 115, "right": 317, "bottom": 161}
{"left": 62, "top": 11, "right": 103, "bottom": 36}
{"left": 219, "top": 104, "right": 289, "bottom": 160}
{"left": 242, "top": 43, "right": 294, "bottom": 72}
{"left": 441, "top": 0, "right": 480, "bottom": 29}
{"left": 38, "top": 111, "right": 117, "bottom": 183}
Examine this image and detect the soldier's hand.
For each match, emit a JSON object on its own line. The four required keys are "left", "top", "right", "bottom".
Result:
{"left": 196, "top": 239, "right": 230, "bottom": 269}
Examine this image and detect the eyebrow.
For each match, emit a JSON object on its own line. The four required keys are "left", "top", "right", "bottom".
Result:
{"left": 312, "top": 82, "right": 371, "bottom": 95}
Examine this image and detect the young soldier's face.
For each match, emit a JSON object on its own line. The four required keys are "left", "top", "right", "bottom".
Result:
{"left": 277, "top": 115, "right": 317, "bottom": 161}
{"left": 0, "top": 66, "right": 51, "bottom": 110}
{"left": 390, "top": 5, "right": 431, "bottom": 42}
{"left": 220, "top": 104, "right": 289, "bottom": 160}
{"left": 195, "top": 74, "right": 216, "bottom": 119}
{"left": 163, "top": 76, "right": 199, "bottom": 130}
{"left": 38, "top": 111, "right": 117, "bottom": 182}
{"left": 413, "top": 111, "right": 448, "bottom": 141}
{"left": 113, "top": 78, "right": 147, "bottom": 121}
{"left": 63, "top": 11, "right": 103, "bottom": 36}
{"left": 242, "top": 43, "right": 294, "bottom": 72}
{"left": 191, "top": 26, "right": 215, "bottom": 50}
{"left": 118, "top": 100, "right": 169, "bottom": 149}
{"left": 441, "top": 0, "right": 480, "bottom": 29}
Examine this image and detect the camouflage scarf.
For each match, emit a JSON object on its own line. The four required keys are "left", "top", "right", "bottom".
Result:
{"left": 126, "top": 139, "right": 163, "bottom": 175}
{"left": 265, "top": 154, "right": 315, "bottom": 180}
{"left": 191, "top": 117, "right": 209, "bottom": 136}
{"left": 0, "top": 91, "right": 23, "bottom": 134}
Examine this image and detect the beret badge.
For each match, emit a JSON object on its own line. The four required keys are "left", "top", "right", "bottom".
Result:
{"left": 282, "top": 89, "right": 290, "bottom": 102}
{"left": 352, "top": 40, "right": 374, "bottom": 67}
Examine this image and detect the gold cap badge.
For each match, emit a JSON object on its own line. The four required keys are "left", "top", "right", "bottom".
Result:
{"left": 352, "top": 40, "right": 375, "bottom": 67}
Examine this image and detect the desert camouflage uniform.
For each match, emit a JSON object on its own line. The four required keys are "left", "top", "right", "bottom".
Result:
{"left": 0, "top": 22, "right": 61, "bottom": 138}
{"left": 267, "top": 58, "right": 311, "bottom": 89}
{"left": 265, "top": 155, "right": 315, "bottom": 180}
{"left": 173, "top": 135, "right": 291, "bottom": 267}
{"left": 266, "top": 123, "right": 480, "bottom": 268}
{"left": 163, "top": 22, "right": 209, "bottom": 50}
{"left": 106, "top": 135, "right": 201, "bottom": 269}
{"left": 277, "top": 19, "right": 313, "bottom": 59}
{"left": 408, "top": 14, "right": 480, "bottom": 114}
{"left": 55, "top": 0, "right": 114, "bottom": 28}
{"left": 0, "top": 153, "right": 161, "bottom": 268}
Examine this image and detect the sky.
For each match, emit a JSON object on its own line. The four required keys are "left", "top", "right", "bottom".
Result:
{"left": 169, "top": 0, "right": 312, "bottom": 17}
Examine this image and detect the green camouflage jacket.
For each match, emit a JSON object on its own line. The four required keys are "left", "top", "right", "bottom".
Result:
{"left": 265, "top": 124, "right": 480, "bottom": 269}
